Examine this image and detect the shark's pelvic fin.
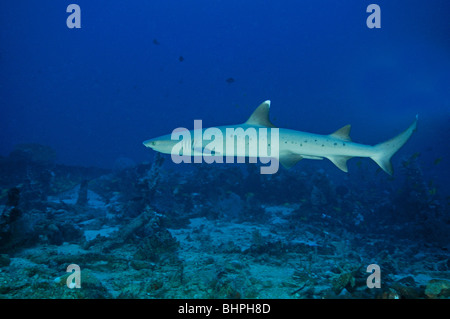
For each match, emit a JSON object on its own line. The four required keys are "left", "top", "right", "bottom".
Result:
{"left": 330, "top": 124, "right": 352, "bottom": 142}
{"left": 245, "top": 100, "right": 277, "bottom": 128}
{"left": 370, "top": 115, "right": 418, "bottom": 175}
{"left": 327, "top": 155, "right": 352, "bottom": 172}
{"left": 279, "top": 152, "right": 304, "bottom": 169}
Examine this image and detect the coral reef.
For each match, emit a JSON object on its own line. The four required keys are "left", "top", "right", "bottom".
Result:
{"left": 0, "top": 147, "right": 449, "bottom": 299}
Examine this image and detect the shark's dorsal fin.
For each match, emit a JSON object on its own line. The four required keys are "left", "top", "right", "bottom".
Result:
{"left": 330, "top": 124, "right": 352, "bottom": 141}
{"left": 245, "top": 100, "right": 276, "bottom": 128}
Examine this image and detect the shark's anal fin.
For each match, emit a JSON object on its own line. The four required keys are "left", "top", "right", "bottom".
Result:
{"left": 245, "top": 100, "right": 277, "bottom": 128}
{"left": 330, "top": 125, "right": 352, "bottom": 142}
{"left": 327, "top": 155, "right": 353, "bottom": 172}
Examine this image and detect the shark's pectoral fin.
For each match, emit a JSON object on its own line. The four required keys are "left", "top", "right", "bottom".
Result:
{"left": 192, "top": 148, "right": 204, "bottom": 156}
{"left": 193, "top": 147, "right": 221, "bottom": 156}
{"left": 301, "top": 155, "right": 324, "bottom": 160}
{"left": 327, "top": 155, "right": 353, "bottom": 172}
{"left": 279, "top": 152, "right": 304, "bottom": 169}
{"left": 330, "top": 125, "right": 352, "bottom": 142}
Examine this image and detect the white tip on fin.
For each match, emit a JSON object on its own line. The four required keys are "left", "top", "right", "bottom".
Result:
{"left": 245, "top": 100, "right": 276, "bottom": 128}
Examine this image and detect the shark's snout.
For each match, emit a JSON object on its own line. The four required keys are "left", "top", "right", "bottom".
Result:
{"left": 143, "top": 139, "right": 157, "bottom": 148}
{"left": 143, "top": 136, "right": 179, "bottom": 155}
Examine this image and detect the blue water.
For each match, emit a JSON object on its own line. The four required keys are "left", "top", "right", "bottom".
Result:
{"left": 0, "top": 1, "right": 449, "bottom": 299}
{"left": 1, "top": 1, "right": 448, "bottom": 170}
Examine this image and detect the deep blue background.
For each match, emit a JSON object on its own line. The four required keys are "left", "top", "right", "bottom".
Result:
{"left": 1, "top": 1, "right": 449, "bottom": 186}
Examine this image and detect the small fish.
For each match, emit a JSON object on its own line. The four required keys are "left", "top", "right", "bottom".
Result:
{"left": 153, "top": 39, "right": 160, "bottom": 45}
{"left": 178, "top": 56, "right": 184, "bottom": 62}
{"left": 411, "top": 152, "right": 421, "bottom": 160}
{"left": 403, "top": 152, "right": 420, "bottom": 167}
{"left": 226, "top": 77, "right": 235, "bottom": 84}
{"left": 434, "top": 157, "right": 442, "bottom": 165}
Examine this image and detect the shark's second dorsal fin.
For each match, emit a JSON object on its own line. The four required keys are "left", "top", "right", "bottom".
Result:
{"left": 330, "top": 124, "right": 352, "bottom": 141}
{"left": 245, "top": 100, "right": 276, "bottom": 128}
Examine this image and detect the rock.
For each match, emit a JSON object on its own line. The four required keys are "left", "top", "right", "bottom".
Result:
{"left": 217, "top": 240, "right": 242, "bottom": 254}
{"left": 76, "top": 180, "right": 89, "bottom": 206}
{"left": 311, "top": 185, "right": 327, "bottom": 207}
{"left": 204, "top": 256, "right": 215, "bottom": 265}
{"left": 56, "top": 269, "right": 111, "bottom": 298}
{"left": 0, "top": 254, "right": 11, "bottom": 267}
{"left": 396, "top": 275, "right": 416, "bottom": 286}
{"left": 378, "top": 288, "right": 401, "bottom": 299}
{"left": 102, "top": 209, "right": 161, "bottom": 251}
{"left": 133, "top": 228, "right": 179, "bottom": 263}
{"left": 425, "top": 279, "right": 450, "bottom": 298}
{"left": 281, "top": 281, "right": 298, "bottom": 288}
{"left": 84, "top": 226, "right": 118, "bottom": 242}
{"left": 59, "top": 222, "right": 83, "bottom": 242}
{"left": 223, "top": 259, "right": 248, "bottom": 274}
{"left": 130, "top": 260, "right": 155, "bottom": 271}
{"left": 46, "top": 223, "right": 63, "bottom": 245}
{"left": 391, "top": 283, "right": 421, "bottom": 299}
{"left": 332, "top": 271, "right": 356, "bottom": 295}
{"left": 391, "top": 276, "right": 421, "bottom": 298}
{"left": 338, "top": 288, "right": 352, "bottom": 298}
{"left": 261, "top": 279, "right": 273, "bottom": 288}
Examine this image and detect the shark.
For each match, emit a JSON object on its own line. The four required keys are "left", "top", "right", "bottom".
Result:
{"left": 143, "top": 100, "right": 417, "bottom": 175}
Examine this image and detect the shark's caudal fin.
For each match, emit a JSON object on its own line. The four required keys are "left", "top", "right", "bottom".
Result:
{"left": 370, "top": 115, "right": 418, "bottom": 175}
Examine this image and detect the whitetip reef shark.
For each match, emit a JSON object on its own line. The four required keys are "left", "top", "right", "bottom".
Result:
{"left": 143, "top": 100, "right": 417, "bottom": 175}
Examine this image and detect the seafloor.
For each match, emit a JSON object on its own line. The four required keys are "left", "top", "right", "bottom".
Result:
{"left": 0, "top": 146, "right": 449, "bottom": 299}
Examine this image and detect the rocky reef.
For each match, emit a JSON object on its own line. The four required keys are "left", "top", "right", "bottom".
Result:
{"left": 0, "top": 147, "right": 449, "bottom": 299}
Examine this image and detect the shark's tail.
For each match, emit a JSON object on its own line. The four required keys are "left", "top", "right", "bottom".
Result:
{"left": 370, "top": 115, "right": 418, "bottom": 175}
